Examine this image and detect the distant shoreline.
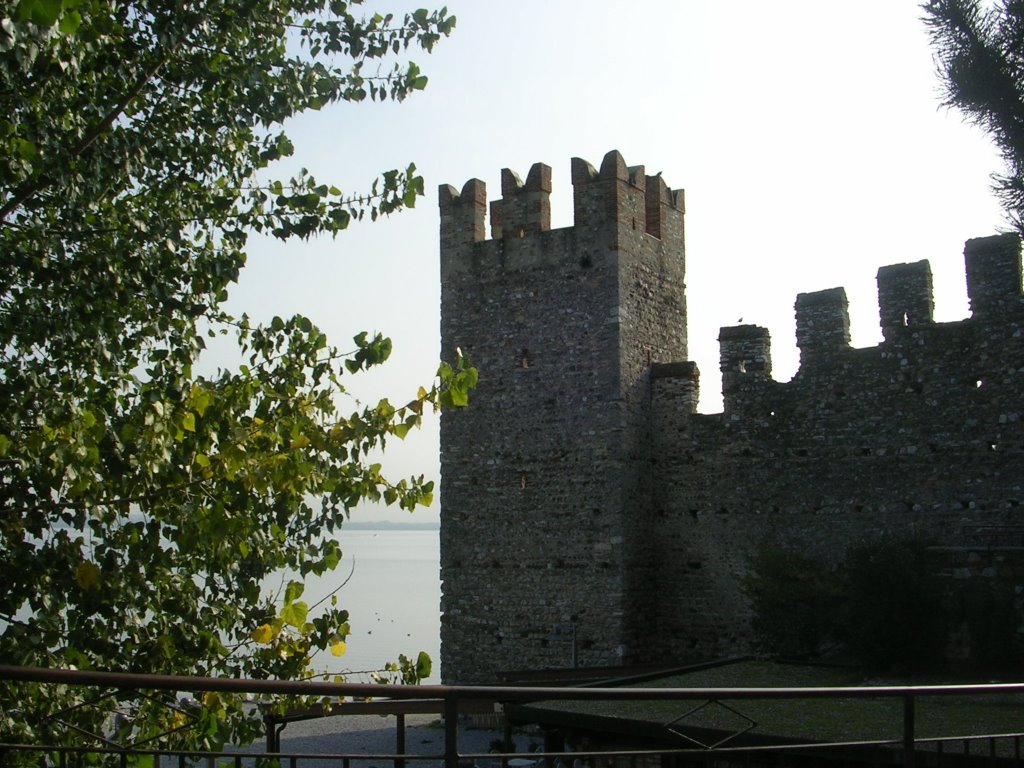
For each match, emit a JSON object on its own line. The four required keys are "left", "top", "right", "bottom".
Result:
{"left": 342, "top": 520, "right": 439, "bottom": 531}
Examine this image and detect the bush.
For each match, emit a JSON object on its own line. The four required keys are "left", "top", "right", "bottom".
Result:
{"left": 744, "top": 535, "right": 986, "bottom": 672}
{"left": 743, "top": 546, "right": 841, "bottom": 658}
{"left": 952, "top": 579, "right": 1021, "bottom": 670}
{"left": 837, "top": 536, "right": 946, "bottom": 671}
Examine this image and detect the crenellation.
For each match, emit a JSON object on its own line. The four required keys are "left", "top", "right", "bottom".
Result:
{"left": 499, "top": 166, "right": 523, "bottom": 197}
{"left": 440, "top": 151, "right": 688, "bottom": 683}
{"left": 719, "top": 325, "right": 772, "bottom": 417}
{"left": 719, "top": 325, "right": 772, "bottom": 378}
{"left": 438, "top": 178, "right": 487, "bottom": 278}
{"left": 794, "top": 287, "right": 851, "bottom": 367}
{"left": 651, "top": 362, "right": 700, "bottom": 416}
{"left": 966, "top": 232, "right": 1022, "bottom": 318}
{"left": 877, "top": 260, "right": 934, "bottom": 341}
{"left": 488, "top": 198, "right": 502, "bottom": 240}
{"left": 496, "top": 162, "right": 552, "bottom": 240}
{"left": 599, "top": 149, "right": 629, "bottom": 181}
{"left": 440, "top": 151, "right": 685, "bottom": 280}
{"left": 645, "top": 174, "right": 667, "bottom": 239}
{"left": 440, "top": 151, "right": 1024, "bottom": 685}
{"left": 570, "top": 156, "right": 599, "bottom": 185}
{"left": 627, "top": 164, "right": 646, "bottom": 187}
{"left": 571, "top": 151, "right": 620, "bottom": 235}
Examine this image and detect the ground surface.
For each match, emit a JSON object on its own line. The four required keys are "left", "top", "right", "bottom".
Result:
{"left": 271, "top": 712, "right": 540, "bottom": 768}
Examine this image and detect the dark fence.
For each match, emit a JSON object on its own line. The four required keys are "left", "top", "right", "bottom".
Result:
{"left": 2, "top": 665, "right": 1024, "bottom": 768}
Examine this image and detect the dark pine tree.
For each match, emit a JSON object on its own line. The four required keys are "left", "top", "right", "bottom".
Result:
{"left": 924, "top": 0, "right": 1024, "bottom": 231}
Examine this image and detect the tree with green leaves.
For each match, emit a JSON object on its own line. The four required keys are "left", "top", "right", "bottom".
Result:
{"left": 0, "top": 0, "right": 474, "bottom": 749}
{"left": 924, "top": 0, "right": 1024, "bottom": 232}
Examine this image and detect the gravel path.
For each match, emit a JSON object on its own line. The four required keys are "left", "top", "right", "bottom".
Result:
{"left": 269, "top": 712, "right": 542, "bottom": 768}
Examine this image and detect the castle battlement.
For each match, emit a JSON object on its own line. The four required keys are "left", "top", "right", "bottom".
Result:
{"left": 794, "top": 286, "right": 852, "bottom": 368}
{"left": 712, "top": 232, "right": 1023, "bottom": 417}
{"left": 965, "top": 232, "right": 1022, "bottom": 317}
{"left": 439, "top": 151, "right": 1024, "bottom": 685}
{"left": 439, "top": 152, "right": 688, "bottom": 683}
{"left": 877, "top": 260, "right": 934, "bottom": 341}
{"left": 439, "top": 150, "right": 685, "bottom": 279}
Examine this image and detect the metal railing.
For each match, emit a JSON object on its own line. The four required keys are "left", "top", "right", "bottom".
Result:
{"left": 3, "top": 665, "right": 1024, "bottom": 768}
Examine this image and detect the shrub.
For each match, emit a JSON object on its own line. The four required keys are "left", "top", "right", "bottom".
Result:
{"left": 837, "top": 536, "right": 946, "bottom": 671}
{"left": 745, "top": 535, "right": 963, "bottom": 672}
{"left": 743, "top": 546, "right": 841, "bottom": 658}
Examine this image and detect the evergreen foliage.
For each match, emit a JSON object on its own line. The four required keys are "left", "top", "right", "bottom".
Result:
{"left": 924, "top": 0, "right": 1024, "bottom": 231}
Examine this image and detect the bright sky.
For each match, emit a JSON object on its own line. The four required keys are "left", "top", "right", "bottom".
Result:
{"left": 224, "top": 1, "right": 1006, "bottom": 523}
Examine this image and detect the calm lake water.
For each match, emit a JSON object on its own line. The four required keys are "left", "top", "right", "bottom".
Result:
{"left": 299, "top": 527, "right": 441, "bottom": 684}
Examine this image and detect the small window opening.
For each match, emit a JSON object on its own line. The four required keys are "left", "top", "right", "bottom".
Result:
{"left": 520, "top": 348, "right": 530, "bottom": 369}
{"left": 976, "top": 379, "right": 985, "bottom": 389}
{"left": 737, "top": 360, "right": 747, "bottom": 373}
{"left": 580, "top": 254, "right": 592, "bottom": 268}
{"left": 901, "top": 311, "right": 909, "bottom": 327}
{"left": 631, "top": 217, "right": 636, "bottom": 230}
{"left": 519, "top": 472, "right": 528, "bottom": 490}
{"left": 517, "top": 226, "right": 525, "bottom": 239}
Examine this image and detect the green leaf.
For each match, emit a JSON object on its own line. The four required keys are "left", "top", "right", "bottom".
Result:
{"left": 415, "top": 651, "right": 432, "bottom": 680}
{"left": 284, "top": 580, "right": 304, "bottom": 604}
{"left": 323, "top": 545, "right": 340, "bottom": 570}
{"left": 58, "top": 10, "right": 82, "bottom": 35}
{"left": 251, "top": 624, "right": 274, "bottom": 644}
{"left": 74, "top": 561, "right": 100, "bottom": 590}
{"left": 447, "top": 382, "right": 469, "bottom": 407}
{"left": 280, "top": 601, "right": 308, "bottom": 628}
{"left": 12, "top": 138, "right": 36, "bottom": 161}
{"left": 0, "top": 0, "right": 456, "bottom": 743}
{"left": 190, "top": 387, "right": 213, "bottom": 417}
{"left": 18, "top": 0, "right": 62, "bottom": 27}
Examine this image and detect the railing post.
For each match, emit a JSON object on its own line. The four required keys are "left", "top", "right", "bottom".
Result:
{"left": 396, "top": 712, "right": 406, "bottom": 768}
{"left": 903, "top": 694, "right": 915, "bottom": 768}
{"left": 444, "top": 693, "right": 460, "bottom": 768}
{"left": 264, "top": 712, "right": 276, "bottom": 753}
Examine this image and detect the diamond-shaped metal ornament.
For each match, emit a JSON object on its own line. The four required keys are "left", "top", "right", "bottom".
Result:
{"left": 664, "top": 699, "right": 757, "bottom": 750}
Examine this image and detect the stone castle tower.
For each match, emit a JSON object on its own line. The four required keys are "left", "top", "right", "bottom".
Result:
{"left": 439, "top": 150, "right": 1024, "bottom": 685}
{"left": 438, "top": 150, "right": 687, "bottom": 682}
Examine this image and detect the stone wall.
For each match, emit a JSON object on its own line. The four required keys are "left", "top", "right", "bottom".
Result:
{"left": 438, "top": 151, "right": 686, "bottom": 683}
{"left": 439, "top": 151, "right": 1024, "bottom": 683}
{"left": 647, "top": 232, "right": 1024, "bottom": 662}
